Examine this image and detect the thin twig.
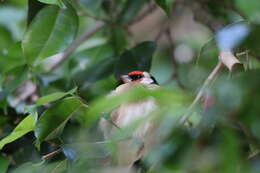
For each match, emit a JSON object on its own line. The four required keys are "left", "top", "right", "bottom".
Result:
{"left": 179, "top": 61, "right": 223, "bottom": 124}
{"left": 42, "top": 148, "right": 62, "bottom": 160}
{"left": 48, "top": 22, "right": 105, "bottom": 72}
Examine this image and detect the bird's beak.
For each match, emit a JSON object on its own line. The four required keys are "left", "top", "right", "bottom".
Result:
{"left": 120, "top": 75, "right": 131, "bottom": 83}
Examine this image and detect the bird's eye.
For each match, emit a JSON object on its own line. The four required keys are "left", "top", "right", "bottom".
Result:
{"left": 129, "top": 74, "right": 143, "bottom": 80}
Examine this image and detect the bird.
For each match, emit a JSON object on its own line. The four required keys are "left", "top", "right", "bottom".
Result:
{"left": 99, "top": 71, "right": 160, "bottom": 172}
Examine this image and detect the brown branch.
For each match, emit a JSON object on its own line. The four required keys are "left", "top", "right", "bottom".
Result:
{"left": 42, "top": 148, "right": 62, "bottom": 160}
{"left": 179, "top": 61, "right": 223, "bottom": 124}
{"left": 47, "top": 21, "right": 105, "bottom": 72}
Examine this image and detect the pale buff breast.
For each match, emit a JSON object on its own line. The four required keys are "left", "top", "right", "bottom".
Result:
{"left": 115, "top": 98, "right": 157, "bottom": 139}
{"left": 99, "top": 83, "right": 159, "bottom": 166}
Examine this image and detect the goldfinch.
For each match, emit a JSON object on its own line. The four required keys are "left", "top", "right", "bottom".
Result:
{"left": 99, "top": 71, "right": 159, "bottom": 171}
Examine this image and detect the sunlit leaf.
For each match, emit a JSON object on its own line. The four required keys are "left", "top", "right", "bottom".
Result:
{"left": 34, "top": 97, "right": 85, "bottom": 147}
{"left": 36, "top": 87, "right": 77, "bottom": 106}
{"left": 22, "top": 5, "right": 78, "bottom": 66}
{"left": 0, "top": 114, "right": 37, "bottom": 150}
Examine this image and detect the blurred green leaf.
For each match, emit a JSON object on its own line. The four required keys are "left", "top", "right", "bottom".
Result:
{"left": 155, "top": 0, "right": 175, "bottom": 16}
{"left": 79, "top": 0, "right": 103, "bottom": 15}
{"left": 0, "top": 155, "right": 9, "bottom": 173}
{"left": 62, "top": 142, "right": 110, "bottom": 161}
{"left": 241, "top": 24, "right": 260, "bottom": 55}
{"left": 22, "top": 5, "right": 78, "bottom": 66}
{"left": 0, "top": 114, "right": 37, "bottom": 150}
{"left": 0, "top": 6, "right": 26, "bottom": 40}
{"left": 109, "top": 26, "right": 128, "bottom": 55}
{"left": 0, "top": 42, "right": 26, "bottom": 74}
{"left": 235, "top": 0, "right": 260, "bottom": 22}
{"left": 87, "top": 85, "right": 191, "bottom": 125}
{"left": 114, "top": 41, "right": 157, "bottom": 78}
{"left": 36, "top": 87, "right": 77, "bottom": 106}
{"left": 10, "top": 160, "right": 66, "bottom": 173}
{"left": 2, "top": 66, "right": 28, "bottom": 94}
{"left": 220, "top": 129, "right": 241, "bottom": 173}
{"left": 38, "top": 0, "right": 65, "bottom": 7}
{"left": 34, "top": 97, "right": 85, "bottom": 147}
{"left": 75, "top": 58, "right": 115, "bottom": 87}
{"left": 0, "top": 25, "right": 13, "bottom": 50}
{"left": 119, "top": 0, "right": 148, "bottom": 24}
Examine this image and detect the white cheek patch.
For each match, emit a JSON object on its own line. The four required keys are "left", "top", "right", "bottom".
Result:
{"left": 140, "top": 77, "right": 154, "bottom": 84}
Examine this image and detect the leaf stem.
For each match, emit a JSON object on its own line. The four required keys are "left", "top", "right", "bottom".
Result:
{"left": 42, "top": 148, "right": 62, "bottom": 160}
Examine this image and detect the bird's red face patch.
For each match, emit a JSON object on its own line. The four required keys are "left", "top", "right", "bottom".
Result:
{"left": 128, "top": 71, "right": 144, "bottom": 82}
{"left": 128, "top": 71, "right": 144, "bottom": 76}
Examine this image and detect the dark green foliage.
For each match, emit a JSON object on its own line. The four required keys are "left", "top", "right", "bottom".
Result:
{"left": 0, "top": 0, "right": 260, "bottom": 173}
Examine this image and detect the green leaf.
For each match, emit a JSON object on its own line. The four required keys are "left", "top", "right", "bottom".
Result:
{"left": 155, "top": 0, "right": 175, "bottom": 16}
{"left": 0, "top": 25, "right": 13, "bottom": 50}
{"left": 0, "top": 155, "right": 9, "bottom": 173}
{"left": 79, "top": 0, "right": 103, "bottom": 15}
{"left": 3, "top": 65, "right": 28, "bottom": 94}
{"left": 87, "top": 85, "right": 191, "bottom": 125}
{"left": 10, "top": 160, "right": 66, "bottom": 173}
{"left": 36, "top": 87, "right": 77, "bottom": 106}
{"left": 119, "top": 0, "right": 148, "bottom": 24}
{"left": 22, "top": 5, "right": 78, "bottom": 66}
{"left": 0, "top": 114, "right": 37, "bottom": 150}
{"left": 114, "top": 41, "right": 157, "bottom": 78}
{"left": 235, "top": 0, "right": 260, "bottom": 22}
{"left": 0, "top": 42, "right": 26, "bottom": 73}
{"left": 34, "top": 97, "right": 84, "bottom": 147}
{"left": 74, "top": 58, "right": 115, "bottom": 87}
{"left": 241, "top": 24, "right": 260, "bottom": 56}
{"left": 38, "top": 0, "right": 65, "bottom": 7}
{"left": 109, "top": 26, "right": 128, "bottom": 55}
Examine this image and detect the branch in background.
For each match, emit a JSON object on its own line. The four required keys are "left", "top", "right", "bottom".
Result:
{"left": 131, "top": 2, "right": 157, "bottom": 25}
{"left": 165, "top": 25, "right": 186, "bottom": 90}
{"left": 47, "top": 21, "right": 105, "bottom": 72}
{"left": 154, "top": 20, "right": 168, "bottom": 41}
{"left": 179, "top": 61, "right": 223, "bottom": 124}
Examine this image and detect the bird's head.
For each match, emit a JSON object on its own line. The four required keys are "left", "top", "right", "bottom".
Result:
{"left": 120, "top": 71, "right": 158, "bottom": 85}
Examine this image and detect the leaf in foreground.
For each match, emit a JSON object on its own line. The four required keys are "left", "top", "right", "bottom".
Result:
{"left": 34, "top": 97, "right": 85, "bottom": 147}
{"left": 0, "top": 114, "right": 37, "bottom": 150}
{"left": 22, "top": 5, "right": 78, "bottom": 66}
{"left": 36, "top": 87, "right": 77, "bottom": 106}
